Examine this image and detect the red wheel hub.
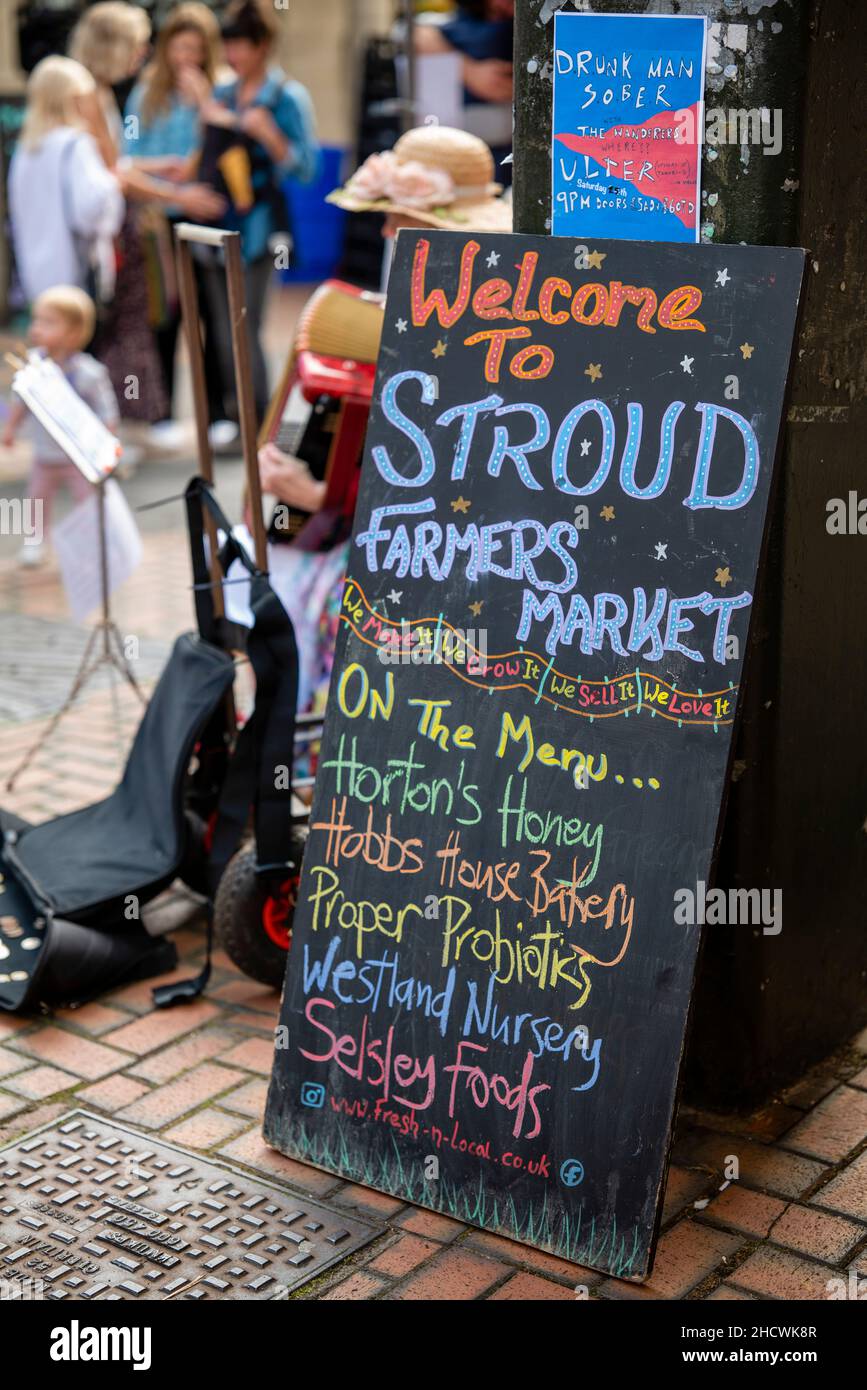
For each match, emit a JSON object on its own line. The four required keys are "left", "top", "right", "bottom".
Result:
{"left": 262, "top": 875, "right": 299, "bottom": 950}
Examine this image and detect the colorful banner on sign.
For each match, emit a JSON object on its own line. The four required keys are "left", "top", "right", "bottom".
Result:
{"left": 552, "top": 11, "right": 706, "bottom": 243}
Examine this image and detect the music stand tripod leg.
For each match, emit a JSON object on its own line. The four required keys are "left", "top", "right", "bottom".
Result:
{"left": 5, "top": 473, "right": 149, "bottom": 789}
{"left": 4, "top": 620, "right": 102, "bottom": 791}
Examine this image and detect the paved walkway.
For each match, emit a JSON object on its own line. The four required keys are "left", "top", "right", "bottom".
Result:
{"left": 0, "top": 519, "right": 865, "bottom": 1301}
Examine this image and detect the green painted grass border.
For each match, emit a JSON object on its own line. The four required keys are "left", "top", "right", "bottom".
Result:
{"left": 285, "top": 1118, "right": 643, "bottom": 1279}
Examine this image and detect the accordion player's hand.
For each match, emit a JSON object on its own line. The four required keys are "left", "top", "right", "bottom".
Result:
{"left": 258, "top": 443, "right": 326, "bottom": 513}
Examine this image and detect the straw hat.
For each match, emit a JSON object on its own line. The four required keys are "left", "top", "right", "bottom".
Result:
{"left": 327, "top": 125, "right": 512, "bottom": 233}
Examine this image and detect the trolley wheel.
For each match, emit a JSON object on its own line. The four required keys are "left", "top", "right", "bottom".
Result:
{"left": 213, "top": 834, "right": 305, "bottom": 989}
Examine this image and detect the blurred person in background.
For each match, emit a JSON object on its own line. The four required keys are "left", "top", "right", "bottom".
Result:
{"left": 256, "top": 125, "right": 511, "bottom": 736}
{"left": 8, "top": 55, "right": 125, "bottom": 305}
{"left": 414, "top": 1, "right": 514, "bottom": 182}
{"left": 187, "top": 0, "right": 319, "bottom": 424}
{"left": 2, "top": 286, "right": 118, "bottom": 569}
{"left": 70, "top": 1, "right": 225, "bottom": 442}
{"left": 123, "top": 3, "right": 226, "bottom": 446}
{"left": 70, "top": 1, "right": 152, "bottom": 150}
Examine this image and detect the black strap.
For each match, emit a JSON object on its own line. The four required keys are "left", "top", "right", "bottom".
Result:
{"left": 153, "top": 916, "right": 213, "bottom": 1008}
{"left": 207, "top": 571, "right": 299, "bottom": 892}
{"left": 181, "top": 477, "right": 245, "bottom": 822}
{"left": 156, "top": 478, "right": 299, "bottom": 1007}
{"left": 184, "top": 475, "right": 258, "bottom": 645}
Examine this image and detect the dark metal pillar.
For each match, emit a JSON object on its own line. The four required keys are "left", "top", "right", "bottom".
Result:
{"left": 513, "top": 1, "right": 867, "bottom": 1108}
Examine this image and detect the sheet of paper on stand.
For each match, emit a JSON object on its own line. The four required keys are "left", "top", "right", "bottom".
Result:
{"left": 52, "top": 480, "right": 143, "bottom": 622}
{"left": 11, "top": 353, "right": 121, "bottom": 482}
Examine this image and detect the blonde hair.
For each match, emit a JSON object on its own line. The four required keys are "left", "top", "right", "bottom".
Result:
{"left": 70, "top": 2, "right": 152, "bottom": 88}
{"left": 20, "top": 56, "right": 96, "bottom": 151}
{"left": 33, "top": 286, "right": 97, "bottom": 349}
{"left": 139, "top": 3, "right": 220, "bottom": 126}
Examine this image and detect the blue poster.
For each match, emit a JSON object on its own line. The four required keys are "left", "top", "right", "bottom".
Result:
{"left": 551, "top": 11, "right": 707, "bottom": 243}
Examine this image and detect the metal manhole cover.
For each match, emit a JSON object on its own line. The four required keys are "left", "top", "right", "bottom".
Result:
{"left": 0, "top": 1112, "right": 383, "bottom": 1300}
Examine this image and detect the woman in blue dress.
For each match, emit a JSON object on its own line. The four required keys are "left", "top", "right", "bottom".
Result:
{"left": 123, "top": 3, "right": 226, "bottom": 440}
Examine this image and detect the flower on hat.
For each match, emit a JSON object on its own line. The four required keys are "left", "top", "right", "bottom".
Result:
{"left": 345, "top": 151, "right": 456, "bottom": 210}
{"left": 344, "top": 152, "right": 394, "bottom": 201}
{"left": 387, "top": 159, "right": 454, "bottom": 209}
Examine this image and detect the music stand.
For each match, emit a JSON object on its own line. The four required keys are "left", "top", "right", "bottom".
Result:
{"left": 4, "top": 354, "right": 144, "bottom": 792}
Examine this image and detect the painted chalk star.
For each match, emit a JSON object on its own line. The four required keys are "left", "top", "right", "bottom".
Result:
{"left": 585, "top": 363, "right": 603, "bottom": 383}
{"left": 739, "top": 342, "right": 755, "bottom": 359}
{"left": 451, "top": 496, "right": 471, "bottom": 514}
{"left": 486, "top": 250, "right": 500, "bottom": 267}
{"left": 654, "top": 542, "right": 668, "bottom": 560}
{"left": 680, "top": 355, "right": 694, "bottom": 374}
{"left": 432, "top": 339, "right": 447, "bottom": 358}
{"left": 600, "top": 505, "right": 615, "bottom": 521}
{"left": 387, "top": 589, "right": 402, "bottom": 604}
{"left": 395, "top": 318, "right": 407, "bottom": 333}
{"left": 715, "top": 268, "right": 731, "bottom": 287}
{"left": 715, "top": 566, "right": 732, "bottom": 587}
{"left": 580, "top": 438, "right": 592, "bottom": 456}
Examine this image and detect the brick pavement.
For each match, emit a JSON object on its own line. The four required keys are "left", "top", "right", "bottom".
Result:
{"left": 0, "top": 542, "right": 865, "bottom": 1301}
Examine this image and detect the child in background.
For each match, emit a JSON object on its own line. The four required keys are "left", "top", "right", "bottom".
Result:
{"left": 2, "top": 286, "right": 119, "bottom": 568}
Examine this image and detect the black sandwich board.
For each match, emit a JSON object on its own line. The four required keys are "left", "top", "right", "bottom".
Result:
{"left": 265, "top": 232, "right": 804, "bottom": 1280}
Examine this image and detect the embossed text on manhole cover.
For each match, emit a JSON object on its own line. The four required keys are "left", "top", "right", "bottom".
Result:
{"left": 0, "top": 1112, "right": 383, "bottom": 1300}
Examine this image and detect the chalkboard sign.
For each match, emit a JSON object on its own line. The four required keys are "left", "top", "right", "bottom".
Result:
{"left": 265, "top": 232, "right": 804, "bottom": 1280}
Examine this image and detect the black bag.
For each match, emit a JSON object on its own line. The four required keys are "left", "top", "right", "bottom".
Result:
{"left": 0, "top": 477, "right": 300, "bottom": 1013}
{"left": 197, "top": 104, "right": 294, "bottom": 256}
{"left": 7, "top": 633, "right": 234, "bottom": 924}
{"left": 0, "top": 829, "right": 178, "bottom": 1014}
{"left": 0, "top": 633, "right": 235, "bottom": 1011}
{"left": 182, "top": 476, "right": 299, "bottom": 899}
